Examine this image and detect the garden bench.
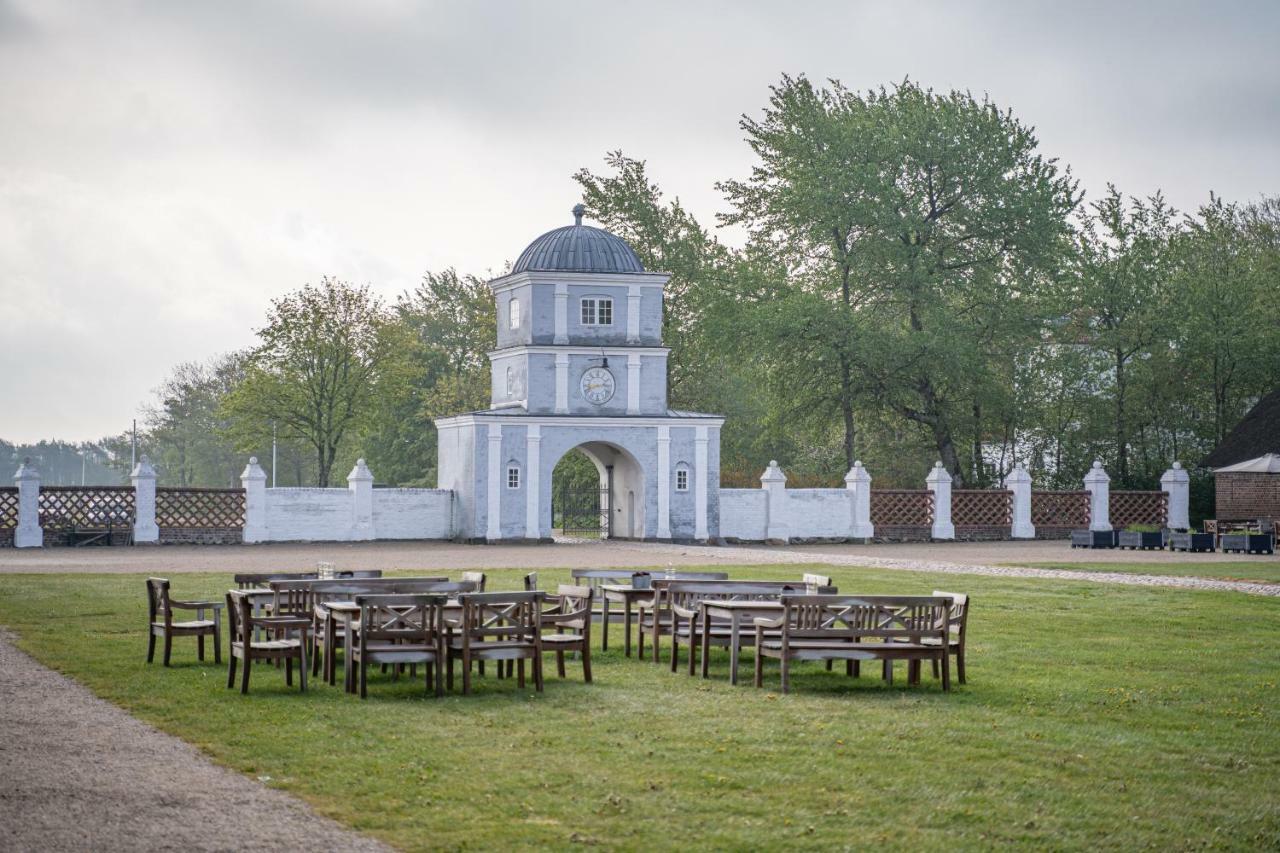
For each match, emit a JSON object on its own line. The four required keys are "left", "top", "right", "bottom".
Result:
{"left": 753, "top": 595, "right": 954, "bottom": 694}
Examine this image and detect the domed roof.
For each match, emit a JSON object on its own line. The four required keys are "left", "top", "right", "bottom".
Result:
{"left": 512, "top": 204, "right": 644, "bottom": 274}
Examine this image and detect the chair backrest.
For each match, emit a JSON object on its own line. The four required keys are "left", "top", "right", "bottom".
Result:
{"left": 225, "top": 589, "right": 254, "bottom": 644}
{"left": 932, "top": 590, "right": 969, "bottom": 640}
{"left": 802, "top": 573, "right": 833, "bottom": 588}
{"left": 354, "top": 594, "right": 447, "bottom": 646}
{"left": 146, "top": 577, "right": 171, "bottom": 623}
{"left": 523, "top": 571, "right": 539, "bottom": 591}
{"left": 234, "top": 571, "right": 316, "bottom": 589}
{"left": 664, "top": 580, "right": 833, "bottom": 615}
{"left": 270, "top": 576, "right": 449, "bottom": 614}
{"left": 546, "top": 585, "right": 593, "bottom": 632}
{"left": 461, "top": 571, "right": 487, "bottom": 592}
{"left": 457, "top": 591, "right": 543, "bottom": 644}
{"left": 778, "top": 595, "right": 951, "bottom": 644}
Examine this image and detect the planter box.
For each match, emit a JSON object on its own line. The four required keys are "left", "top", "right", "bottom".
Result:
{"left": 1071, "top": 529, "right": 1117, "bottom": 549}
{"left": 1222, "top": 532, "right": 1274, "bottom": 555}
{"left": 1169, "top": 531, "right": 1215, "bottom": 553}
{"left": 1118, "top": 530, "right": 1164, "bottom": 550}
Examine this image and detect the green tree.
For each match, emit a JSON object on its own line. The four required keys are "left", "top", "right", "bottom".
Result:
{"left": 223, "top": 277, "right": 403, "bottom": 487}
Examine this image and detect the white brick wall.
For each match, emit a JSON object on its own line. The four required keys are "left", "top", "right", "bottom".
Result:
{"left": 259, "top": 488, "right": 453, "bottom": 542}
{"left": 372, "top": 489, "right": 453, "bottom": 539}
{"left": 719, "top": 488, "right": 767, "bottom": 540}
{"left": 784, "top": 488, "right": 851, "bottom": 537}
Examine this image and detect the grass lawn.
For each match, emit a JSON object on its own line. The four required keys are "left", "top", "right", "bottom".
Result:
{"left": 0, "top": 565, "right": 1277, "bottom": 850}
{"left": 1013, "top": 561, "right": 1280, "bottom": 584}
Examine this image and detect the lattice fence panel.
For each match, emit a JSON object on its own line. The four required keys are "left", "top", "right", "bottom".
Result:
{"left": 953, "top": 490, "right": 1012, "bottom": 527}
{"left": 0, "top": 487, "right": 18, "bottom": 529}
{"left": 1110, "top": 491, "right": 1167, "bottom": 529}
{"left": 38, "top": 486, "right": 135, "bottom": 529}
{"left": 870, "top": 490, "right": 934, "bottom": 527}
{"left": 156, "top": 488, "right": 245, "bottom": 529}
{"left": 1031, "top": 491, "right": 1090, "bottom": 528}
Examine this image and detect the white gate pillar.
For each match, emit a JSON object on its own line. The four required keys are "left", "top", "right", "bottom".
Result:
{"left": 524, "top": 426, "right": 541, "bottom": 540}
{"left": 926, "top": 462, "right": 955, "bottom": 540}
{"left": 761, "top": 460, "right": 789, "bottom": 543}
{"left": 14, "top": 458, "right": 42, "bottom": 548}
{"left": 348, "top": 458, "right": 375, "bottom": 540}
{"left": 1160, "top": 462, "right": 1190, "bottom": 530}
{"left": 131, "top": 455, "right": 160, "bottom": 544}
{"left": 844, "top": 461, "right": 874, "bottom": 539}
{"left": 1004, "top": 463, "right": 1035, "bottom": 539}
{"left": 1084, "top": 460, "right": 1112, "bottom": 531}
{"left": 241, "top": 457, "right": 268, "bottom": 543}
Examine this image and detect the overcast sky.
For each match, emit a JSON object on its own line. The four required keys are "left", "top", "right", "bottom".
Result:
{"left": 2, "top": 0, "right": 1277, "bottom": 444}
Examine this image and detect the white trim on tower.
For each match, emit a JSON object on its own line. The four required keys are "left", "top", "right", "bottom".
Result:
{"left": 694, "top": 425, "right": 709, "bottom": 540}
{"left": 657, "top": 425, "right": 671, "bottom": 539}
{"left": 524, "top": 424, "right": 541, "bottom": 539}
{"left": 486, "top": 424, "right": 503, "bottom": 540}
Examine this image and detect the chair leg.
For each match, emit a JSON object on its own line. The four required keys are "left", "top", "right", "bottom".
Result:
{"left": 447, "top": 654, "right": 455, "bottom": 692}
{"left": 687, "top": 630, "right": 697, "bottom": 676}
{"left": 147, "top": 631, "right": 156, "bottom": 663}
{"left": 825, "top": 660, "right": 833, "bottom": 671}
{"left": 479, "top": 660, "right": 486, "bottom": 678}
{"left": 517, "top": 659, "right": 526, "bottom": 689}
{"left": 213, "top": 628, "right": 221, "bottom": 665}
{"left": 312, "top": 640, "right": 322, "bottom": 677}
{"left": 534, "top": 653, "right": 544, "bottom": 692}
{"left": 360, "top": 657, "right": 368, "bottom": 699}
{"left": 845, "top": 660, "right": 854, "bottom": 677}
{"left": 940, "top": 651, "right": 951, "bottom": 692}
{"left": 299, "top": 648, "right": 307, "bottom": 692}
{"left": 434, "top": 658, "right": 444, "bottom": 698}
{"left": 780, "top": 656, "right": 790, "bottom": 695}
{"left": 883, "top": 660, "right": 892, "bottom": 685}
{"left": 197, "top": 634, "right": 205, "bottom": 662}
{"left": 581, "top": 644, "right": 592, "bottom": 684}
{"left": 670, "top": 633, "right": 679, "bottom": 673}
{"left": 286, "top": 657, "right": 293, "bottom": 686}
{"left": 240, "top": 654, "right": 252, "bottom": 694}
{"left": 227, "top": 655, "right": 237, "bottom": 689}
{"left": 754, "top": 651, "right": 763, "bottom": 687}
{"left": 462, "top": 651, "right": 472, "bottom": 695}
{"left": 956, "top": 647, "right": 966, "bottom": 684}
{"left": 557, "top": 650, "right": 566, "bottom": 679}
{"left": 852, "top": 660, "right": 860, "bottom": 678}
{"left": 162, "top": 633, "right": 172, "bottom": 667}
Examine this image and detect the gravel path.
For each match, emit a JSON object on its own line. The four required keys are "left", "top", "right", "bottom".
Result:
{"left": 0, "top": 630, "right": 390, "bottom": 853}
{"left": 605, "top": 541, "right": 1280, "bottom": 597}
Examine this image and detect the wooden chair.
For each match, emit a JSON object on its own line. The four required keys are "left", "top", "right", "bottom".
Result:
{"left": 447, "top": 592, "right": 544, "bottom": 694}
{"left": 524, "top": 571, "right": 539, "bottom": 591}
{"left": 925, "top": 591, "right": 969, "bottom": 684}
{"left": 540, "top": 585, "right": 593, "bottom": 683}
{"left": 146, "top": 578, "right": 222, "bottom": 666}
{"left": 225, "top": 590, "right": 310, "bottom": 694}
{"left": 351, "top": 594, "right": 447, "bottom": 698}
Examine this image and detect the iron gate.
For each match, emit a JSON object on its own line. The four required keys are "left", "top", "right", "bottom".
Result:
{"left": 554, "top": 488, "right": 610, "bottom": 538}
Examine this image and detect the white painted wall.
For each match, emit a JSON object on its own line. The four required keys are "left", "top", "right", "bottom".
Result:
{"left": 719, "top": 488, "right": 767, "bottom": 540}
{"left": 264, "top": 489, "right": 357, "bottom": 542}
{"left": 783, "top": 488, "right": 851, "bottom": 538}
{"left": 372, "top": 489, "right": 453, "bottom": 539}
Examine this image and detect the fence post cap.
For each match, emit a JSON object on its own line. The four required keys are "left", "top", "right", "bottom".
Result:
{"left": 14, "top": 457, "right": 39, "bottom": 482}
{"left": 760, "top": 460, "right": 786, "bottom": 485}
{"left": 1004, "top": 464, "right": 1032, "bottom": 485}
{"left": 926, "top": 462, "right": 952, "bottom": 485}
{"left": 241, "top": 457, "right": 267, "bottom": 482}
{"left": 844, "top": 461, "right": 871, "bottom": 485}
{"left": 131, "top": 454, "right": 156, "bottom": 479}
{"left": 348, "top": 458, "right": 374, "bottom": 483}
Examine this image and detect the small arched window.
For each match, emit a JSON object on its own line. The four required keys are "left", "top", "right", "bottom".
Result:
{"left": 505, "top": 366, "right": 514, "bottom": 396}
{"left": 675, "top": 462, "right": 691, "bottom": 492}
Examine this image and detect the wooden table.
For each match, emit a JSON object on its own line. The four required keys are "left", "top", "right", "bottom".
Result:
{"left": 600, "top": 584, "right": 655, "bottom": 657}
{"left": 699, "top": 600, "right": 785, "bottom": 685}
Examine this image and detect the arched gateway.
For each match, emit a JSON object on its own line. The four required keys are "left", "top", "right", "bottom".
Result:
{"left": 435, "top": 205, "right": 722, "bottom": 542}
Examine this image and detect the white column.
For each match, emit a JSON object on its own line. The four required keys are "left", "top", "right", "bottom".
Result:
{"left": 1161, "top": 461, "right": 1190, "bottom": 530}
{"left": 240, "top": 457, "right": 268, "bottom": 543}
{"left": 1004, "top": 463, "right": 1035, "bottom": 539}
{"left": 761, "top": 460, "right": 788, "bottom": 543}
{"left": 553, "top": 282, "right": 568, "bottom": 344}
{"left": 347, "top": 458, "right": 375, "bottom": 541}
{"left": 14, "top": 458, "right": 42, "bottom": 548}
{"left": 486, "top": 424, "right": 503, "bottom": 541}
{"left": 844, "top": 460, "right": 874, "bottom": 539}
{"left": 694, "top": 426, "right": 709, "bottom": 541}
{"left": 926, "top": 461, "right": 955, "bottom": 540}
{"left": 555, "top": 353, "right": 569, "bottom": 413}
{"left": 525, "top": 425, "right": 541, "bottom": 540}
{"left": 1084, "top": 459, "right": 1111, "bottom": 531}
{"left": 627, "top": 353, "right": 641, "bottom": 414}
{"left": 131, "top": 455, "right": 159, "bottom": 544}
{"left": 656, "top": 425, "right": 671, "bottom": 540}
{"left": 626, "top": 284, "right": 641, "bottom": 344}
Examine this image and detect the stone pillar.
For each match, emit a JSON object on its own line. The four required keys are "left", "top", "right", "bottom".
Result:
{"left": 1161, "top": 461, "right": 1190, "bottom": 530}
{"left": 656, "top": 425, "right": 671, "bottom": 540}
{"left": 524, "top": 425, "right": 541, "bottom": 540}
{"left": 486, "top": 424, "right": 503, "bottom": 541}
{"left": 627, "top": 353, "right": 641, "bottom": 415}
{"left": 1084, "top": 459, "right": 1111, "bottom": 531}
{"left": 131, "top": 455, "right": 160, "bottom": 544}
{"left": 694, "top": 426, "right": 709, "bottom": 541}
{"left": 626, "top": 284, "right": 641, "bottom": 344}
{"left": 1004, "top": 463, "right": 1035, "bottom": 539}
{"left": 553, "top": 282, "right": 568, "bottom": 345}
{"left": 926, "top": 461, "right": 955, "bottom": 540}
{"left": 241, "top": 457, "right": 268, "bottom": 543}
{"left": 14, "top": 458, "right": 42, "bottom": 548}
{"left": 844, "top": 460, "right": 874, "bottom": 540}
{"left": 554, "top": 353, "right": 569, "bottom": 413}
{"left": 348, "top": 458, "right": 375, "bottom": 541}
{"left": 761, "top": 460, "right": 788, "bottom": 543}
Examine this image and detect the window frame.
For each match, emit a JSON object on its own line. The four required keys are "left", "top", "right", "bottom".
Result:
{"left": 580, "top": 296, "right": 614, "bottom": 326}
{"left": 509, "top": 298, "right": 521, "bottom": 330}
{"left": 675, "top": 464, "right": 690, "bottom": 492}
{"left": 507, "top": 465, "right": 521, "bottom": 490}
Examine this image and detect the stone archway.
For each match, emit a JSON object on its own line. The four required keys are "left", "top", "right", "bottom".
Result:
{"left": 550, "top": 441, "right": 646, "bottom": 540}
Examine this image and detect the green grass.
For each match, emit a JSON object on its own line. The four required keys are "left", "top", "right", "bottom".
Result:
{"left": 1, "top": 566, "right": 1278, "bottom": 850}
{"left": 1014, "top": 561, "right": 1280, "bottom": 584}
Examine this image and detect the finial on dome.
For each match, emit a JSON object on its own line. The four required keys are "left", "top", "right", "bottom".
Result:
{"left": 572, "top": 203, "right": 586, "bottom": 226}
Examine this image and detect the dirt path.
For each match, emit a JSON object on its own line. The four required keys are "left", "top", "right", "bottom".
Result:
{"left": 0, "top": 630, "right": 390, "bottom": 852}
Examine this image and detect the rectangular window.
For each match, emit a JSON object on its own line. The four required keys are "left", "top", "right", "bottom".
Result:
{"left": 507, "top": 466, "right": 520, "bottom": 489}
{"left": 581, "top": 297, "right": 613, "bottom": 326}
{"left": 676, "top": 468, "right": 689, "bottom": 492}
{"left": 509, "top": 299, "right": 521, "bottom": 329}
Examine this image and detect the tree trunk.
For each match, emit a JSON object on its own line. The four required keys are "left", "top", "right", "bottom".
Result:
{"left": 1114, "top": 349, "right": 1129, "bottom": 486}
{"left": 839, "top": 353, "right": 856, "bottom": 470}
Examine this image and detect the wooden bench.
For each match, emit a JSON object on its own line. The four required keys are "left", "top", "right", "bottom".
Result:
{"left": 753, "top": 595, "right": 954, "bottom": 694}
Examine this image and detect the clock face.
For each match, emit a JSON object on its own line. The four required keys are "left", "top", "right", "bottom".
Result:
{"left": 580, "top": 367, "right": 616, "bottom": 405}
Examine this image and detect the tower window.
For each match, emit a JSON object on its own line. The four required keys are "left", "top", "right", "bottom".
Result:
{"left": 505, "top": 366, "right": 514, "bottom": 396}
{"left": 676, "top": 464, "right": 690, "bottom": 492}
{"left": 581, "top": 297, "right": 613, "bottom": 326}
{"left": 507, "top": 466, "right": 521, "bottom": 489}
{"left": 509, "top": 298, "right": 521, "bottom": 329}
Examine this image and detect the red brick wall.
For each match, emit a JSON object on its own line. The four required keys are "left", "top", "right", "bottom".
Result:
{"left": 1215, "top": 473, "right": 1280, "bottom": 520}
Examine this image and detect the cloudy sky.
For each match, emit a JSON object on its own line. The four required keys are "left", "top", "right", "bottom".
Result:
{"left": 2, "top": 0, "right": 1277, "bottom": 443}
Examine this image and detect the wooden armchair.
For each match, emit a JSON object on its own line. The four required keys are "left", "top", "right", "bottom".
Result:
{"left": 540, "top": 585, "right": 593, "bottom": 683}
{"left": 351, "top": 594, "right": 448, "bottom": 698}
{"left": 447, "top": 592, "right": 544, "bottom": 694}
{"left": 225, "top": 590, "right": 309, "bottom": 694}
{"left": 146, "top": 578, "right": 222, "bottom": 666}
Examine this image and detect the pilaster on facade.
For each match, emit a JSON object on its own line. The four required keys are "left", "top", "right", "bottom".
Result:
{"left": 656, "top": 425, "right": 671, "bottom": 539}
{"left": 486, "top": 424, "right": 503, "bottom": 540}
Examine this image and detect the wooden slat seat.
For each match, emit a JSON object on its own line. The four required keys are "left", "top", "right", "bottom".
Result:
{"left": 446, "top": 592, "right": 544, "bottom": 694}
{"left": 225, "top": 590, "right": 308, "bottom": 694}
{"left": 153, "top": 619, "right": 216, "bottom": 632}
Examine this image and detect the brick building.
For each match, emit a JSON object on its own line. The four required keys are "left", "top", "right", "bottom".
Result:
{"left": 1203, "top": 388, "right": 1280, "bottom": 523}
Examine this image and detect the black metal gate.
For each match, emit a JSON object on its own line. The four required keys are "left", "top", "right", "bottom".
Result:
{"left": 554, "top": 488, "right": 610, "bottom": 538}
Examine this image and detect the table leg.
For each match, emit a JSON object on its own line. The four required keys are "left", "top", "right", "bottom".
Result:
{"left": 601, "top": 595, "right": 611, "bottom": 651}
{"left": 623, "top": 599, "right": 633, "bottom": 658}
{"left": 325, "top": 611, "right": 335, "bottom": 685}
{"left": 729, "top": 612, "right": 742, "bottom": 686}
{"left": 344, "top": 618, "right": 356, "bottom": 693}
{"left": 700, "top": 607, "right": 711, "bottom": 679}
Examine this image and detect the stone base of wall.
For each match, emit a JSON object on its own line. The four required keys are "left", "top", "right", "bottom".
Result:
{"left": 1034, "top": 526, "right": 1074, "bottom": 540}
{"left": 0, "top": 529, "right": 11, "bottom": 547}
{"left": 872, "top": 525, "right": 933, "bottom": 543}
{"left": 160, "top": 528, "right": 243, "bottom": 545}
{"left": 954, "top": 526, "right": 1013, "bottom": 542}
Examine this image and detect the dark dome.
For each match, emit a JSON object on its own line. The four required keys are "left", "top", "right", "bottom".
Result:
{"left": 512, "top": 205, "right": 644, "bottom": 274}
